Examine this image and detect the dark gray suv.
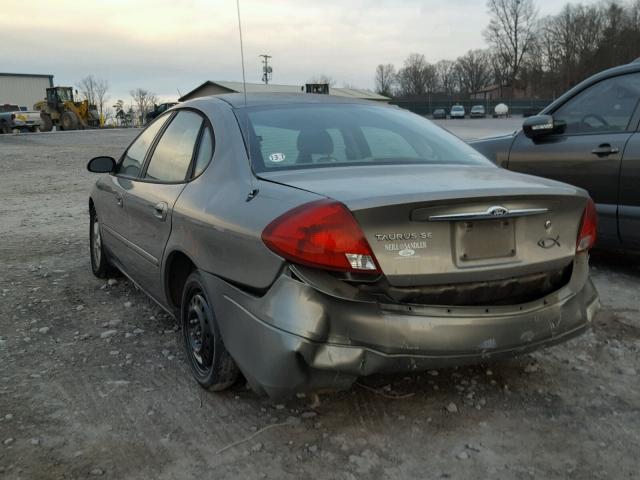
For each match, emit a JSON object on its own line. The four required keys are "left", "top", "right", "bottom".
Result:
{"left": 471, "top": 62, "right": 640, "bottom": 250}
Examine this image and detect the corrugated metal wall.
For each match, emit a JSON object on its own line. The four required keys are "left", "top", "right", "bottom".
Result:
{"left": 0, "top": 75, "right": 53, "bottom": 110}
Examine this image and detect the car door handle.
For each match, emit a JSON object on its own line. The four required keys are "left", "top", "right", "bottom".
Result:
{"left": 591, "top": 144, "right": 619, "bottom": 156}
{"left": 153, "top": 202, "right": 168, "bottom": 221}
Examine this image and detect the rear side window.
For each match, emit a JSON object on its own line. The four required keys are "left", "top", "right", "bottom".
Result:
{"left": 554, "top": 73, "right": 640, "bottom": 134}
{"left": 145, "top": 111, "right": 203, "bottom": 182}
{"left": 119, "top": 114, "right": 171, "bottom": 178}
{"left": 193, "top": 126, "right": 213, "bottom": 177}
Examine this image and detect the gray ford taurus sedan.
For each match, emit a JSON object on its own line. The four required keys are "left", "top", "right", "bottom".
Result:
{"left": 87, "top": 94, "right": 600, "bottom": 398}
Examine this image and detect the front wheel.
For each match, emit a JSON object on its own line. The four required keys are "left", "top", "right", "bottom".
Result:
{"left": 90, "top": 210, "right": 115, "bottom": 278}
{"left": 40, "top": 113, "right": 53, "bottom": 132}
{"left": 60, "top": 111, "right": 79, "bottom": 131}
{"left": 181, "top": 271, "right": 239, "bottom": 391}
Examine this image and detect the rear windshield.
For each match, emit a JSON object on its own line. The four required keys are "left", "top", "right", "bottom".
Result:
{"left": 235, "top": 104, "right": 491, "bottom": 172}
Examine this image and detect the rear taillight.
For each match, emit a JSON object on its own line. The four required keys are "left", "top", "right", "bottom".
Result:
{"left": 576, "top": 198, "right": 597, "bottom": 253}
{"left": 262, "top": 199, "right": 380, "bottom": 274}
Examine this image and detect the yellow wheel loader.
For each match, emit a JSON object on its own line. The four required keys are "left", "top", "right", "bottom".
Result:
{"left": 34, "top": 87, "right": 100, "bottom": 132}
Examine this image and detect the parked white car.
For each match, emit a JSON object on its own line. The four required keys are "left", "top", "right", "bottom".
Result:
{"left": 450, "top": 105, "right": 466, "bottom": 119}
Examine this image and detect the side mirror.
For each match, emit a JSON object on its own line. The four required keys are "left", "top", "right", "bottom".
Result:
{"left": 87, "top": 156, "right": 116, "bottom": 173}
{"left": 522, "top": 115, "right": 562, "bottom": 139}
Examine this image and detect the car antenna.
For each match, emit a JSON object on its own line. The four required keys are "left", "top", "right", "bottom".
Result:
{"left": 236, "top": 0, "right": 258, "bottom": 201}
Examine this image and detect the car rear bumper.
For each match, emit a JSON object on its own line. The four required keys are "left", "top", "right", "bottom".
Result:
{"left": 203, "top": 254, "right": 599, "bottom": 398}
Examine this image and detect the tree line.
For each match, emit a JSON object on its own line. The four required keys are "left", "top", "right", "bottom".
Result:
{"left": 375, "top": 0, "right": 640, "bottom": 100}
{"left": 76, "top": 75, "right": 160, "bottom": 126}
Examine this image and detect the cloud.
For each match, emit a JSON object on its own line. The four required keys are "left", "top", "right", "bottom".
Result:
{"left": 1, "top": 0, "right": 601, "bottom": 101}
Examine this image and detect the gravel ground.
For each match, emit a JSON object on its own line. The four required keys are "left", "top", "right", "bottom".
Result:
{"left": 0, "top": 127, "right": 639, "bottom": 480}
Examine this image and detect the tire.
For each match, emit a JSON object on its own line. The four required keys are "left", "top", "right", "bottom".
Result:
{"left": 40, "top": 113, "right": 53, "bottom": 132}
{"left": 181, "top": 270, "right": 239, "bottom": 391}
{"left": 0, "top": 121, "right": 9, "bottom": 134}
{"left": 90, "top": 209, "right": 116, "bottom": 278}
{"left": 60, "top": 111, "right": 79, "bottom": 131}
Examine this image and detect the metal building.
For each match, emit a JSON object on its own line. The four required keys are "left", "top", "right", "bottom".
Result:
{"left": 0, "top": 73, "right": 54, "bottom": 110}
{"left": 178, "top": 80, "right": 390, "bottom": 103}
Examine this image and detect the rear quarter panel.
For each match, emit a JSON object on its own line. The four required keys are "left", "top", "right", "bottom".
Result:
{"left": 164, "top": 100, "right": 323, "bottom": 292}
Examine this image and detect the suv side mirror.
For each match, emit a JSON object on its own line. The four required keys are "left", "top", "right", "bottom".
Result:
{"left": 87, "top": 156, "right": 116, "bottom": 173}
{"left": 523, "top": 115, "right": 560, "bottom": 139}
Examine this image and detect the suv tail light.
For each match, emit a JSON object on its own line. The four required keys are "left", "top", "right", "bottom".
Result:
{"left": 262, "top": 199, "right": 380, "bottom": 274}
{"left": 576, "top": 198, "right": 597, "bottom": 253}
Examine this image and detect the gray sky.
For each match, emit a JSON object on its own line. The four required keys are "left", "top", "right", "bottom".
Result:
{"left": 3, "top": 0, "right": 603, "bottom": 103}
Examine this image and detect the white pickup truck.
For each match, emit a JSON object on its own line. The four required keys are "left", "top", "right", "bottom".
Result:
{"left": 0, "top": 104, "right": 41, "bottom": 133}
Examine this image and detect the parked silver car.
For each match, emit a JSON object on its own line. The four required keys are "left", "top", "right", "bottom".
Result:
{"left": 470, "top": 105, "right": 486, "bottom": 118}
{"left": 450, "top": 104, "right": 466, "bottom": 119}
{"left": 87, "top": 94, "right": 599, "bottom": 398}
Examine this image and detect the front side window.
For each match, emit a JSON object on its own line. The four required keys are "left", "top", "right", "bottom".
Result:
{"left": 145, "top": 110, "right": 203, "bottom": 182}
{"left": 553, "top": 73, "right": 640, "bottom": 135}
{"left": 236, "top": 104, "right": 490, "bottom": 172}
{"left": 118, "top": 114, "right": 171, "bottom": 178}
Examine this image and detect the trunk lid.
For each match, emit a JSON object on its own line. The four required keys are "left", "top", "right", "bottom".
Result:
{"left": 259, "top": 165, "right": 588, "bottom": 287}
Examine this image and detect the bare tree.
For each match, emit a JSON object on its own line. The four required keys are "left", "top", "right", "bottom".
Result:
{"left": 374, "top": 64, "right": 396, "bottom": 97}
{"left": 77, "top": 75, "right": 110, "bottom": 126}
{"left": 435, "top": 60, "right": 458, "bottom": 97}
{"left": 130, "top": 88, "right": 157, "bottom": 126}
{"left": 456, "top": 50, "right": 492, "bottom": 95}
{"left": 397, "top": 53, "right": 437, "bottom": 96}
{"left": 484, "top": 0, "right": 538, "bottom": 88}
{"left": 94, "top": 78, "right": 109, "bottom": 125}
{"left": 77, "top": 76, "right": 98, "bottom": 105}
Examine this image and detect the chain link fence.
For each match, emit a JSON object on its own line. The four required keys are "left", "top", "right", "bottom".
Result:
{"left": 391, "top": 98, "right": 553, "bottom": 117}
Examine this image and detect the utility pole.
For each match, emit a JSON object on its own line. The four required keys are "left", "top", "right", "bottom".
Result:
{"left": 259, "top": 54, "right": 273, "bottom": 84}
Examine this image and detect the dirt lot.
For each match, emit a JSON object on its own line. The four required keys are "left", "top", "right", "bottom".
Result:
{"left": 433, "top": 116, "right": 522, "bottom": 140}
{"left": 1, "top": 128, "right": 639, "bottom": 480}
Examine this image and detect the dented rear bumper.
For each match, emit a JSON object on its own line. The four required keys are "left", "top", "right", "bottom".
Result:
{"left": 203, "top": 253, "right": 599, "bottom": 399}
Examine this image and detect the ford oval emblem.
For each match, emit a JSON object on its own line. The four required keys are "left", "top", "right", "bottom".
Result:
{"left": 487, "top": 206, "right": 509, "bottom": 216}
{"left": 398, "top": 248, "right": 415, "bottom": 257}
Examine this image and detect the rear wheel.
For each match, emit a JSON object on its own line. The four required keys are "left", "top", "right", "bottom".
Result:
{"left": 60, "top": 111, "right": 79, "bottom": 131}
{"left": 0, "top": 121, "right": 9, "bottom": 134}
{"left": 181, "top": 271, "right": 238, "bottom": 391}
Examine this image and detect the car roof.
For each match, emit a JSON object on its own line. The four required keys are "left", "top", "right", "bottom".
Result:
{"left": 185, "top": 93, "right": 381, "bottom": 109}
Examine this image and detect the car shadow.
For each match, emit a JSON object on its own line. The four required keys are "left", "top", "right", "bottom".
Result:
{"left": 591, "top": 248, "right": 640, "bottom": 278}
